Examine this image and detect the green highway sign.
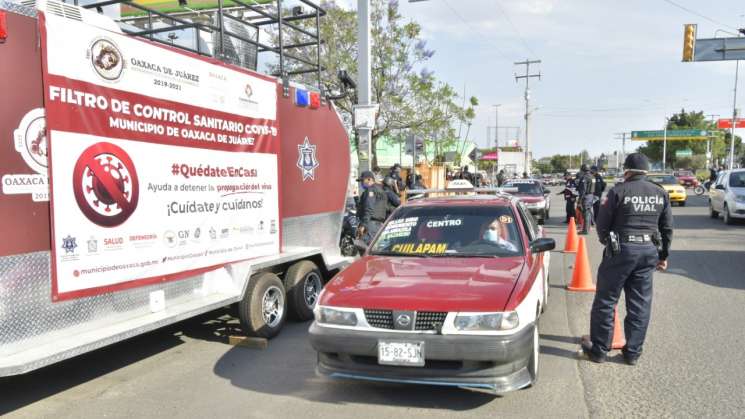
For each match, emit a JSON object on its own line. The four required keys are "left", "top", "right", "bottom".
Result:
{"left": 631, "top": 129, "right": 711, "bottom": 141}
{"left": 675, "top": 149, "right": 693, "bottom": 157}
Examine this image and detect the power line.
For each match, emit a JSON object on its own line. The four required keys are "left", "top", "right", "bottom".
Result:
{"left": 494, "top": 0, "right": 537, "bottom": 57}
{"left": 441, "top": 0, "right": 512, "bottom": 61}
{"left": 660, "top": 0, "right": 740, "bottom": 32}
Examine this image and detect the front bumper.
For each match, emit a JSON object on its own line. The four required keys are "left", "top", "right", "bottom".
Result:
{"left": 309, "top": 321, "right": 535, "bottom": 393}
{"left": 668, "top": 192, "right": 686, "bottom": 202}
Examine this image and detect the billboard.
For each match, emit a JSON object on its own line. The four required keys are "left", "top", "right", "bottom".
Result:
{"left": 40, "top": 12, "right": 280, "bottom": 300}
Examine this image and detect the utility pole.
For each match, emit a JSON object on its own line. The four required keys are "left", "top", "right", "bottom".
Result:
{"left": 614, "top": 132, "right": 628, "bottom": 166}
{"left": 730, "top": 60, "right": 739, "bottom": 170}
{"left": 355, "top": 0, "right": 373, "bottom": 174}
{"left": 514, "top": 59, "right": 541, "bottom": 176}
{"left": 663, "top": 120, "right": 668, "bottom": 171}
{"left": 493, "top": 104, "right": 501, "bottom": 180}
{"left": 706, "top": 114, "right": 719, "bottom": 169}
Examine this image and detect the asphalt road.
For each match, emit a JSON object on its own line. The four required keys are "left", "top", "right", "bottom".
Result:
{"left": 1, "top": 188, "right": 743, "bottom": 418}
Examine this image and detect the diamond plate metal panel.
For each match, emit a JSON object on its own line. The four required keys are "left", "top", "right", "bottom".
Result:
{"left": 0, "top": 0, "right": 38, "bottom": 17}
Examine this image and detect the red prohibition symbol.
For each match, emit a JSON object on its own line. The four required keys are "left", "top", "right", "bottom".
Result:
{"left": 72, "top": 142, "right": 139, "bottom": 227}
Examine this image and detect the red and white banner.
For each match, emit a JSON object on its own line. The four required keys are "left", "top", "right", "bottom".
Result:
{"left": 717, "top": 118, "right": 745, "bottom": 129}
{"left": 40, "top": 13, "right": 281, "bottom": 300}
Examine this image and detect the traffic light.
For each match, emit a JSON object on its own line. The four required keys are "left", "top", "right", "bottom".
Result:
{"left": 682, "top": 24, "right": 697, "bottom": 62}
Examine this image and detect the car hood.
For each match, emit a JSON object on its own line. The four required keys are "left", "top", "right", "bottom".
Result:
{"left": 319, "top": 255, "right": 525, "bottom": 312}
{"left": 514, "top": 195, "right": 545, "bottom": 203}
{"left": 661, "top": 184, "right": 684, "bottom": 192}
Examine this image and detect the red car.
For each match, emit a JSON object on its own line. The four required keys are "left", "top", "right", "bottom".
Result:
{"left": 309, "top": 194, "right": 555, "bottom": 394}
{"left": 673, "top": 170, "right": 699, "bottom": 187}
{"left": 502, "top": 179, "right": 551, "bottom": 224}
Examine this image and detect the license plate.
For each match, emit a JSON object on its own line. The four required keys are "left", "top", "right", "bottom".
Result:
{"left": 378, "top": 340, "right": 425, "bottom": 367}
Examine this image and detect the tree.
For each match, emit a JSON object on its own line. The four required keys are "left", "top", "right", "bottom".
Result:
{"left": 636, "top": 109, "right": 742, "bottom": 169}
{"left": 275, "top": 0, "right": 477, "bottom": 167}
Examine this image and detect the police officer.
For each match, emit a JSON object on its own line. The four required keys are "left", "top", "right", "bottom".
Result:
{"left": 581, "top": 153, "right": 673, "bottom": 365}
{"left": 497, "top": 169, "right": 506, "bottom": 187}
{"left": 557, "top": 172, "right": 578, "bottom": 223}
{"left": 356, "top": 171, "right": 389, "bottom": 244}
{"left": 381, "top": 176, "right": 402, "bottom": 218}
{"left": 591, "top": 165, "right": 607, "bottom": 223}
{"left": 576, "top": 164, "right": 595, "bottom": 234}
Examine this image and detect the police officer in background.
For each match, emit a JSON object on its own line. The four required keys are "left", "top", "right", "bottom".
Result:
{"left": 356, "top": 171, "right": 389, "bottom": 244}
{"left": 381, "top": 176, "right": 402, "bottom": 218}
{"left": 576, "top": 164, "right": 595, "bottom": 234}
{"left": 581, "top": 153, "right": 673, "bottom": 365}
{"left": 557, "top": 172, "right": 578, "bottom": 223}
{"left": 497, "top": 169, "right": 506, "bottom": 187}
{"left": 591, "top": 165, "right": 607, "bottom": 223}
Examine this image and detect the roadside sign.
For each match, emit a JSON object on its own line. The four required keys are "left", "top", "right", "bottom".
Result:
{"left": 693, "top": 37, "right": 745, "bottom": 62}
{"left": 468, "top": 148, "right": 483, "bottom": 162}
{"left": 675, "top": 149, "right": 693, "bottom": 157}
{"left": 717, "top": 118, "right": 745, "bottom": 129}
{"left": 631, "top": 129, "right": 711, "bottom": 141}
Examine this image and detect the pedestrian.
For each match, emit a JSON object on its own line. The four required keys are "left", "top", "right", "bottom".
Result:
{"left": 557, "top": 172, "right": 578, "bottom": 223}
{"left": 356, "top": 171, "right": 389, "bottom": 244}
{"left": 381, "top": 176, "right": 402, "bottom": 218}
{"left": 591, "top": 165, "right": 606, "bottom": 223}
{"left": 576, "top": 164, "right": 596, "bottom": 234}
{"left": 372, "top": 166, "right": 383, "bottom": 183}
{"left": 496, "top": 169, "right": 506, "bottom": 187}
{"left": 581, "top": 153, "right": 673, "bottom": 365}
{"left": 389, "top": 164, "right": 405, "bottom": 193}
{"left": 522, "top": 171, "right": 529, "bottom": 179}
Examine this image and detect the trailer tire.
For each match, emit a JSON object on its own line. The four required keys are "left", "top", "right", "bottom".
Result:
{"left": 285, "top": 261, "right": 323, "bottom": 321}
{"left": 238, "top": 272, "right": 286, "bottom": 339}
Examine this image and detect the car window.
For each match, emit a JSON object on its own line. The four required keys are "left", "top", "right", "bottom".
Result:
{"left": 730, "top": 172, "right": 745, "bottom": 188}
{"left": 716, "top": 173, "right": 726, "bottom": 186}
{"left": 647, "top": 175, "right": 677, "bottom": 185}
{"left": 516, "top": 202, "right": 537, "bottom": 241}
{"left": 370, "top": 205, "right": 524, "bottom": 257}
{"left": 504, "top": 181, "right": 543, "bottom": 195}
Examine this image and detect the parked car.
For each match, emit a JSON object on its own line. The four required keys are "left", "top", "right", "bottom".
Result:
{"left": 673, "top": 170, "right": 699, "bottom": 188}
{"left": 309, "top": 193, "right": 555, "bottom": 394}
{"left": 709, "top": 169, "right": 745, "bottom": 224}
{"left": 648, "top": 173, "right": 687, "bottom": 206}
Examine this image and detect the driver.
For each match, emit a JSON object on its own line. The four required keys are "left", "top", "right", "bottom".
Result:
{"left": 481, "top": 218, "right": 518, "bottom": 252}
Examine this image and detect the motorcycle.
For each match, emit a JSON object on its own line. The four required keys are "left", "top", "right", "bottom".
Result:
{"left": 694, "top": 180, "right": 712, "bottom": 196}
{"left": 339, "top": 197, "right": 359, "bottom": 256}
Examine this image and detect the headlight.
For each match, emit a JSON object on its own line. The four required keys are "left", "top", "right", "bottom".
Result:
{"left": 453, "top": 311, "right": 519, "bottom": 331}
{"left": 676, "top": 188, "right": 685, "bottom": 194}
{"left": 316, "top": 306, "right": 358, "bottom": 326}
{"left": 735, "top": 195, "right": 745, "bottom": 203}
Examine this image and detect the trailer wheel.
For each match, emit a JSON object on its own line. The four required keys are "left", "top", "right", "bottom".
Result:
{"left": 285, "top": 261, "right": 323, "bottom": 321}
{"left": 238, "top": 272, "right": 286, "bottom": 338}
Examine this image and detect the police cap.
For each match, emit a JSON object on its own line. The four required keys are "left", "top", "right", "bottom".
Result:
{"left": 580, "top": 164, "right": 589, "bottom": 172}
{"left": 357, "top": 170, "right": 376, "bottom": 181}
{"left": 590, "top": 165, "right": 599, "bottom": 172}
{"left": 623, "top": 153, "right": 650, "bottom": 173}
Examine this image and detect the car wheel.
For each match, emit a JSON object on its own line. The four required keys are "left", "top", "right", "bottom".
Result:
{"left": 541, "top": 273, "right": 549, "bottom": 314}
{"left": 709, "top": 201, "right": 719, "bottom": 219}
{"left": 544, "top": 208, "right": 550, "bottom": 221}
{"left": 285, "top": 260, "right": 323, "bottom": 321}
{"left": 724, "top": 204, "right": 734, "bottom": 225}
{"left": 238, "top": 272, "right": 287, "bottom": 338}
{"left": 527, "top": 320, "right": 540, "bottom": 386}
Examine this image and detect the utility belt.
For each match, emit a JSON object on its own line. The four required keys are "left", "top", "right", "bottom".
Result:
{"left": 621, "top": 234, "right": 653, "bottom": 243}
{"left": 607, "top": 231, "right": 661, "bottom": 256}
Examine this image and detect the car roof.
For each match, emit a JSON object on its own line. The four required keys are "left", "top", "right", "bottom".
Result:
{"left": 405, "top": 194, "right": 516, "bottom": 208}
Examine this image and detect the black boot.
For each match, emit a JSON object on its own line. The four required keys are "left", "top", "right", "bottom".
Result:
{"left": 621, "top": 348, "right": 640, "bottom": 366}
{"left": 581, "top": 338, "right": 607, "bottom": 363}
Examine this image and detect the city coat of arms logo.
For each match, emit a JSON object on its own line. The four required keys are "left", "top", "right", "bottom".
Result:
{"left": 297, "top": 137, "right": 319, "bottom": 181}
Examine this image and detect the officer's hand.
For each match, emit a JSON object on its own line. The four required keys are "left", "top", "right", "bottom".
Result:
{"left": 656, "top": 260, "right": 668, "bottom": 271}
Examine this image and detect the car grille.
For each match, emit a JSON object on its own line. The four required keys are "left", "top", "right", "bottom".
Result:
{"left": 362, "top": 309, "right": 448, "bottom": 331}
{"left": 363, "top": 309, "right": 394, "bottom": 329}
{"left": 415, "top": 311, "right": 448, "bottom": 331}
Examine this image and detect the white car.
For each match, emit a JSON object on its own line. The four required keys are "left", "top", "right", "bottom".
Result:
{"left": 709, "top": 169, "right": 745, "bottom": 224}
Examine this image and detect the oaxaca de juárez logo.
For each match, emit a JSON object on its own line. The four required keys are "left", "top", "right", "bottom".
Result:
{"left": 73, "top": 142, "right": 139, "bottom": 227}
{"left": 297, "top": 137, "right": 319, "bottom": 181}
{"left": 87, "top": 37, "right": 124, "bottom": 81}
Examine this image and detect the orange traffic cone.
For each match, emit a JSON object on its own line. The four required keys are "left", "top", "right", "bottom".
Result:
{"left": 611, "top": 305, "right": 626, "bottom": 350}
{"left": 564, "top": 217, "right": 579, "bottom": 253}
{"left": 567, "top": 237, "right": 596, "bottom": 292}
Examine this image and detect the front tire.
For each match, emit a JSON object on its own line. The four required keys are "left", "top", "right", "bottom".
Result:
{"left": 238, "top": 272, "right": 287, "bottom": 338}
{"left": 527, "top": 321, "right": 540, "bottom": 386}
{"left": 285, "top": 261, "right": 323, "bottom": 321}
{"left": 710, "top": 202, "right": 719, "bottom": 219}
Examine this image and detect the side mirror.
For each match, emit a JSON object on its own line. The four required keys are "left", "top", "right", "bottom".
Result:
{"left": 715, "top": 184, "right": 725, "bottom": 190}
{"left": 530, "top": 238, "right": 556, "bottom": 253}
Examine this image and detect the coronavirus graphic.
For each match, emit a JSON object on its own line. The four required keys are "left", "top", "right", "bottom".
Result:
{"left": 73, "top": 142, "right": 139, "bottom": 227}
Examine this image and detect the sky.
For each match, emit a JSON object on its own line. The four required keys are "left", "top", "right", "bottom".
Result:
{"left": 335, "top": 0, "right": 745, "bottom": 159}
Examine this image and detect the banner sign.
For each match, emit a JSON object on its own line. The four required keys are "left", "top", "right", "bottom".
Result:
{"left": 40, "top": 13, "right": 281, "bottom": 300}
{"left": 717, "top": 118, "right": 745, "bottom": 129}
{"left": 631, "top": 130, "right": 711, "bottom": 141}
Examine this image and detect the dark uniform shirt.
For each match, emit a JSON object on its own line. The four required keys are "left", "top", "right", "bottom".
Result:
{"left": 559, "top": 179, "right": 578, "bottom": 201}
{"left": 357, "top": 185, "right": 388, "bottom": 224}
{"left": 596, "top": 174, "right": 673, "bottom": 260}
{"left": 593, "top": 173, "right": 606, "bottom": 196}
{"left": 577, "top": 172, "right": 595, "bottom": 199}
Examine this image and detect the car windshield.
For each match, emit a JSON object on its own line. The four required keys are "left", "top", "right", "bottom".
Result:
{"left": 675, "top": 171, "right": 693, "bottom": 177}
{"left": 730, "top": 172, "right": 745, "bottom": 188}
{"left": 369, "top": 205, "right": 524, "bottom": 257}
{"left": 503, "top": 181, "right": 543, "bottom": 195}
{"left": 648, "top": 175, "right": 678, "bottom": 185}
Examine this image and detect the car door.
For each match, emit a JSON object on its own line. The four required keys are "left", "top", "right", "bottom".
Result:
{"left": 516, "top": 202, "right": 545, "bottom": 279}
{"left": 712, "top": 172, "right": 727, "bottom": 211}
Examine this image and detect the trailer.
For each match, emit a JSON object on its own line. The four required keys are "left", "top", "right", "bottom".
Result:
{"left": 0, "top": 0, "right": 351, "bottom": 376}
